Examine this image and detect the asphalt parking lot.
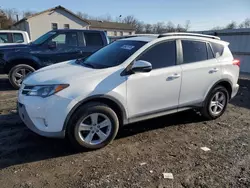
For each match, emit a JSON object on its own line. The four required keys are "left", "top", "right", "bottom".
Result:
{"left": 0, "top": 74, "right": 250, "bottom": 188}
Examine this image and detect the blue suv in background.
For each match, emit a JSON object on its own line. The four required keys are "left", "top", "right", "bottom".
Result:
{"left": 0, "top": 29, "right": 109, "bottom": 88}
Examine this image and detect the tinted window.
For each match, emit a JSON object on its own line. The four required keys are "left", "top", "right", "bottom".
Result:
{"left": 51, "top": 32, "right": 77, "bottom": 47}
{"left": 0, "top": 33, "right": 10, "bottom": 43}
{"left": 182, "top": 40, "right": 207, "bottom": 64}
{"left": 138, "top": 41, "right": 176, "bottom": 69}
{"left": 211, "top": 43, "right": 224, "bottom": 57}
{"left": 13, "top": 33, "right": 24, "bottom": 43}
{"left": 84, "top": 33, "right": 103, "bottom": 46}
{"left": 32, "top": 31, "right": 56, "bottom": 45}
{"left": 207, "top": 43, "right": 214, "bottom": 59}
{"left": 52, "top": 34, "right": 66, "bottom": 44}
{"left": 82, "top": 40, "right": 146, "bottom": 68}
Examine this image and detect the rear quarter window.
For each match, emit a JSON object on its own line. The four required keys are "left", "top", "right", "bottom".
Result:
{"left": 211, "top": 43, "right": 224, "bottom": 57}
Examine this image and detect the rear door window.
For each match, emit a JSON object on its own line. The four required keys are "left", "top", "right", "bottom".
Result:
{"left": 0, "top": 33, "right": 10, "bottom": 43}
{"left": 13, "top": 33, "right": 24, "bottom": 43}
{"left": 84, "top": 32, "right": 104, "bottom": 46}
{"left": 182, "top": 40, "right": 208, "bottom": 64}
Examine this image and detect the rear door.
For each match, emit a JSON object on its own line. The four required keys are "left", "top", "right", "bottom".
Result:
{"left": 78, "top": 31, "right": 105, "bottom": 59}
{"left": 178, "top": 39, "right": 222, "bottom": 107}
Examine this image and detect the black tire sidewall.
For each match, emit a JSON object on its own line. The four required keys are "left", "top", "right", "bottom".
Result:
{"left": 203, "top": 86, "right": 229, "bottom": 119}
{"left": 9, "top": 64, "right": 35, "bottom": 89}
{"left": 67, "top": 103, "right": 119, "bottom": 150}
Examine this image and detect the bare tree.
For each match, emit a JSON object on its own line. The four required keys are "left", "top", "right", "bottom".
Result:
{"left": 98, "top": 13, "right": 113, "bottom": 22}
{"left": 23, "top": 10, "right": 36, "bottom": 18}
{"left": 184, "top": 20, "right": 191, "bottom": 31}
{"left": 239, "top": 18, "right": 250, "bottom": 28}
{"left": 225, "top": 21, "right": 237, "bottom": 29}
{"left": 144, "top": 24, "right": 153, "bottom": 33}
{"left": 76, "top": 11, "right": 94, "bottom": 20}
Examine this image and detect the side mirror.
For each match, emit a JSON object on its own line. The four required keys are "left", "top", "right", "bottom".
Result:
{"left": 48, "top": 41, "right": 57, "bottom": 49}
{"left": 131, "top": 60, "right": 152, "bottom": 73}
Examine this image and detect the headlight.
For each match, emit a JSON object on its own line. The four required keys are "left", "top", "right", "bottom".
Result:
{"left": 26, "top": 84, "right": 69, "bottom": 97}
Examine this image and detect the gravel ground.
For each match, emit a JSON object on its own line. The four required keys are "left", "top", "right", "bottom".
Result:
{"left": 0, "top": 74, "right": 250, "bottom": 188}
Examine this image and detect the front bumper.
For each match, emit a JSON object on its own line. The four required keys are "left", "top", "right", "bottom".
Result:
{"left": 18, "top": 102, "right": 65, "bottom": 138}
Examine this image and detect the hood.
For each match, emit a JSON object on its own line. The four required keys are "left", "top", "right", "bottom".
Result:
{"left": 0, "top": 44, "right": 30, "bottom": 51}
{"left": 23, "top": 60, "right": 109, "bottom": 85}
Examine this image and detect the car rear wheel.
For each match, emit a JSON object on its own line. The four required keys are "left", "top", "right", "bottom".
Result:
{"left": 201, "top": 86, "right": 229, "bottom": 120}
{"left": 67, "top": 102, "right": 119, "bottom": 150}
{"left": 9, "top": 64, "right": 35, "bottom": 89}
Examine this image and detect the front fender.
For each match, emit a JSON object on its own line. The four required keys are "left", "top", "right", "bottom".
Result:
{"left": 5, "top": 51, "right": 41, "bottom": 65}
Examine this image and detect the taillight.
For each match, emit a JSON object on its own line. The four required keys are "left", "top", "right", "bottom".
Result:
{"left": 233, "top": 59, "right": 240, "bottom": 67}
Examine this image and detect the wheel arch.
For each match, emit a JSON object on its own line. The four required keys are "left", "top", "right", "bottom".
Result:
{"left": 4, "top": 58, "right": 39, "bottom": 73}
{"left": 204, "top": 79, "right": 233, "bottom": 102}
{"left": 63, "top": 95, "right": 128, "bottom": 131}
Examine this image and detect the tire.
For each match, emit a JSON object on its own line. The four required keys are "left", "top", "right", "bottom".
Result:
{"left": 201, "top": 86, "right": 229, "bottom": 120}
{"left": 67, "top": 102, "right": 119, "bottom": 150}
{"left": 9, "top": 64, "right": 35, "bottom": 89}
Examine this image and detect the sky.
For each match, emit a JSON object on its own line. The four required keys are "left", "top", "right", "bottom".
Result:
{"left": 1, "top": 0, "right": 250, "bottom": 31}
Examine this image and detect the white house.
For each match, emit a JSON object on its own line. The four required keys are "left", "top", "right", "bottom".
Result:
{"left": 12, "top": 6, "right": 135, "bottom": 40}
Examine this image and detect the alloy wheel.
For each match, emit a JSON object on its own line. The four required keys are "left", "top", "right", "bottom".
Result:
{"left": 209, "top": 91, "right": 226, "bottom": 116}
{"left": 13, "top": 68, "right": 32, "bottom": 86}
{"left": 77, "top": 113, "right": 112, "bottom": 145}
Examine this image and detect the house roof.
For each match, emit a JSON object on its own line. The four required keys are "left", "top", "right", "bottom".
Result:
{"left": 13, "top": 5, "right": 90, "bottom": 26}
{"left": 88, "top": 20, "right": 135, "bottom": 31}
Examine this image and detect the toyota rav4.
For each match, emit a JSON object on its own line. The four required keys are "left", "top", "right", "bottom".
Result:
{"left": 18, "top": 33, "right": 240, "bottom": 150}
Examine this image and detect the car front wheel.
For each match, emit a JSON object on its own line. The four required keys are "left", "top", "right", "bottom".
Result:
{"left": 67, "top": 102, "right": 119, "bottom": 150}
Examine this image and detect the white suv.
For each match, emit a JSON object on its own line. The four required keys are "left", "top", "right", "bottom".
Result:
{"left": 18, "top": 33, "right": 240, "bottom": 150}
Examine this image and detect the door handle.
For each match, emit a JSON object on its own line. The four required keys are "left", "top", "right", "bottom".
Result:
{"left": 209, "top": 68, "right": 219, "bottom": 74}
{"left": 167, "top": 73, "right": 181, "bottom": 81}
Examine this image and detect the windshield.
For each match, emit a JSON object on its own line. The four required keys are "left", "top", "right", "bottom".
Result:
{"left": 32, "top": 31, "right": 57, "bottom": 45}
{"left": 82, "top": 40, "right": 146, "bottom": 68}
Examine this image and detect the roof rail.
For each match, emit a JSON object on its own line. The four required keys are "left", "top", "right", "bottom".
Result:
{"left": 158, "top": 32, "right": 220, "bottom": 40}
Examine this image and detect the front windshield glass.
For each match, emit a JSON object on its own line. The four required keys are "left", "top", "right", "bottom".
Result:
{"left": 32, "top": 31, "right": 57, "bottom": 45}
{"left": 82, "top": 40, "right": 147, "bottom": 68}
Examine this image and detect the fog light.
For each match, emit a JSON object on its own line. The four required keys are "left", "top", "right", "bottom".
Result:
{"left": 43, "top": 118, "right": 48, "bottom": 127}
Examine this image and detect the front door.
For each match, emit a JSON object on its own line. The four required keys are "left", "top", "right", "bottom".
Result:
{"left": 126, "top": 40, "right": 182, "bottom": 120}
{"left": 35, "top": 32, "right": 82, "bottom": 66}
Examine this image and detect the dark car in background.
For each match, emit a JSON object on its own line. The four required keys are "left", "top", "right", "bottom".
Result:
{"left": 0, "top": 29, "right": 109, "bottom": 89}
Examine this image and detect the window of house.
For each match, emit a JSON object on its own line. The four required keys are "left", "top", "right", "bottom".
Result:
{"left": 13, "top": 33, "right": 24, "bottom": 43}
{"left": 51, "top": 23, "right": 58, "bottom": 30}
{"left": 120, "top": 31, "right": 123, "bottom": 36}
{"left": 114, "top": 31, "right": 117, "bottom": 36}
{"left": 138, "top": 41, "right": 176, "bottom": 69}
{"left": 0, "top": 33, "right": 10, "bottom": 43}
{"left": 84, "top": 32, "right": 104, "bottom": 46}
{"left": 182, "top": 40, "right": 208, "bottom": 64}
{"left": 64, "top": 24, "right": 70, "bottom": 29}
